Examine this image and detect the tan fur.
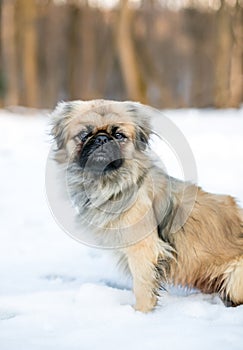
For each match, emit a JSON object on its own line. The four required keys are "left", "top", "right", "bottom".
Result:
{"left": 224, "top": 257, "right": 243, "bottom": 304}
{"left": 51, "top": 99, "right": 243, "bottom": 311}
{"left": 123, "top": 232, "right": 159, "bottom": 312}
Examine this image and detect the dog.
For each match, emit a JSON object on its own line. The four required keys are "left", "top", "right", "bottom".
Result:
{"left": 51, "top": 99, "right": 243, "bottom": 312}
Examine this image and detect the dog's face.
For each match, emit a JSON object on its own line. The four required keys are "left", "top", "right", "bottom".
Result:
{"left": 78, "top": 126, "right": 123, "bottom": 174}
{"left": 73, "top": 117, "right": 131, "bottom": 174}
{"left": 51, "top": 100, "right": 152, "bottom": 178}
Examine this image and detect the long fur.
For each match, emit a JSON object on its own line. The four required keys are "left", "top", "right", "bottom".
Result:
{"left": 51, "top": 99, "right": 243, "bottom": 312}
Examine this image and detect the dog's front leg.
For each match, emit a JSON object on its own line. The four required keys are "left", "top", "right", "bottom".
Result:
{"left": 124, "top": 233, "right": 159, "bottom": 312}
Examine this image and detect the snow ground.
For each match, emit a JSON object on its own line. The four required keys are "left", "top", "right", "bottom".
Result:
{"left": 0, "top": 107, "right": 243, "bottom": 350}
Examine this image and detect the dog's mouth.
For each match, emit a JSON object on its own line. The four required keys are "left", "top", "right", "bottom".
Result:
{"left": 85, "top": 153, "right": 123, "bottom": 173}
{"left": 78, "top": 140, "right": 123, "bottom": 174}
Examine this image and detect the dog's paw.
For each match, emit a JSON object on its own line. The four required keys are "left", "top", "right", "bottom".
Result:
{"left": 133, "top": 296, "right": 157, "bottom": 313}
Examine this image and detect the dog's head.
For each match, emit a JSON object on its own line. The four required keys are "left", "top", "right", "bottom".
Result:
{"left": 51, "top": 100, "right": 152, "bottom": 177}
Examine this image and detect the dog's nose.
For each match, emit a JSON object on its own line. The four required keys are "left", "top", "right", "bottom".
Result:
{"left": 94, "top": 134, "right": 109, "bottom": 145}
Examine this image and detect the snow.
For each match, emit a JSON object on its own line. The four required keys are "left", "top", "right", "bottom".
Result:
{"left": 0, "top": 107, "right": 243, "bottom": 350}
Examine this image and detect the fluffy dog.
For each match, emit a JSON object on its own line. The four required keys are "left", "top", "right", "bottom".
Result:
{"left": 51, "top": 99, "right": 243, "bottom": 312}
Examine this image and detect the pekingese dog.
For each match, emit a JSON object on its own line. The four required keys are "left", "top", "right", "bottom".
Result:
{"left": 51, "top": 99, "right": 243, "bottom": 312}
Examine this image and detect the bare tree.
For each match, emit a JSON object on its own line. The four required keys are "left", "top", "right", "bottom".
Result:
{"left": 1, "top": 0, "right": 19, "bottom": 106}
{"left": 79, "top": 4, "right": 96, "bottom": 99}
{"left": 16, "top": 0, "right": 39, "bottom": 107}
{"left": 214, "top": 0, "right": 232, "bottom": 108}
{"left": 116, "top": 0, "right": 147, "bottom": 103}
{"left": 229, "top": 1, "right": 242, "bottom": 107}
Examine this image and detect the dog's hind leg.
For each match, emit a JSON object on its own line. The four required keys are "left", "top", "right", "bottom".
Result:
{"left": 223, "top": 257, "right": 243, "bottom": 306}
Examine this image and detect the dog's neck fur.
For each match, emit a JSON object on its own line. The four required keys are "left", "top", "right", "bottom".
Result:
{"left": 66, "top": 155, "right": 152, "bottom": 229}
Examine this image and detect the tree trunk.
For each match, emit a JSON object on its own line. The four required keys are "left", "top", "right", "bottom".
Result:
{"left": 1, "top": 0, "right": 19, "bottom": 106}
{"left": 229, "top": 1, "right": 242, "bottom": 107}
{"left": 116, "top": 0, "right": 147, "bottom": 103}
{"left": 80, "top": 4, "right": 96, "bottom": 99}
{"left": 214, "top": 1, "right": 232, "bottom": 108}
{"left": 0, "top": 1, "right": 2, "bottom": 107}
{"left": 16, "top": 0, "right": 39, "bottom": 107}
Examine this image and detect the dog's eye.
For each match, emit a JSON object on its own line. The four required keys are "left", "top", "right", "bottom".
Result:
{"left": 78, "top": 132, "right": 89, "bottom": 142}
{"left": 114, "top": 132, "right": 126, "bottom": 140}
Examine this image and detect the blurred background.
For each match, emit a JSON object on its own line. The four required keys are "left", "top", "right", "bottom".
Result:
{"left": 0, "top": 0, "right": 242, "bottom": 110}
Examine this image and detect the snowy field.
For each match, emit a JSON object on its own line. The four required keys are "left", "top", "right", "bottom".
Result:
{"left": 0, "top": 107, "right": 243, "bottom": 350}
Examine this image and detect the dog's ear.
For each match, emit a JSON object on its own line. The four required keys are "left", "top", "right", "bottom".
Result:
{"left": 126, "top": 102, "right": 152, "bottom": 151}
{"left": 135, "top": 126, "right": 150, "bottom": 151}
{"left": 50, "top": 101, "right": 74, "bottom": 163}
{"left": 51, "top": 101, "right": 73, "bottom": 150}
